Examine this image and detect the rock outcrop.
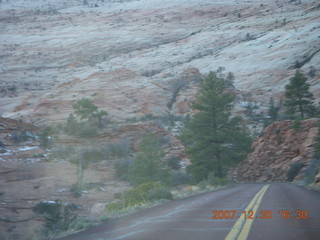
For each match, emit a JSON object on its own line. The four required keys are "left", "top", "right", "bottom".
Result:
{"left": 0, "top": 0, "right": 319, "bottom": 126}
{"left": 232, "top": 119, "right": 320, "bottom": 182}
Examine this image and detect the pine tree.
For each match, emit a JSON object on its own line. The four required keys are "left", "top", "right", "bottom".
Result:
{"left": 180, "top": 72, "right": 251, "bottom": 183}
{"left": 128, "top": 134, "right": 169, "bottom": 186}
{"left": 72, "top": 98, "right": 108, "bottom": 128}
{"left": 268, "top": 98, "right": 280, "bottom": 121}
{"left": 284, "top": 71, "right": 315, "bottom": 118}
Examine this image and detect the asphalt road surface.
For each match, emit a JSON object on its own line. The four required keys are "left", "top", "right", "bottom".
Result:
{"left": 59, "top": 183, "right": 320, "bottom": 240}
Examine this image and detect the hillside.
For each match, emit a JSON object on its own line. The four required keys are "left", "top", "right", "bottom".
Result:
{"left": 231, "top": 118, "right": 320, "bottom": 183}
{"left": 0, "top": 0, "right": 319, "bottom": 126}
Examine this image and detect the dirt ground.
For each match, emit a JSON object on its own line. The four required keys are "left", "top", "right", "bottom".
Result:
{"left": 0, "top": 159, "right": 129, "bottom": 240}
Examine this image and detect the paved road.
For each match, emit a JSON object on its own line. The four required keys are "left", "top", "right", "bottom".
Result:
{"left": 59, "top": 183, "right": 320, "bottom": 240}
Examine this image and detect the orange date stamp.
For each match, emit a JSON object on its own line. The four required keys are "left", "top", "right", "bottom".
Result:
{"left": 211, "top": 210, "right": 308, "bottom": 220}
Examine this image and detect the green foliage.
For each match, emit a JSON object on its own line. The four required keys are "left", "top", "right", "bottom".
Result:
{"left": 69, "top": 149, "right": 105, "bottom": 195}
{"left": 148, "top": 187, "right": 173, "bottom": 201}
{"left": 275, "top": 134, "right": 283, "bottom": 144}
{"left": 170, "top": 170, "right": 190, "bottom": 186}
{"left": 32, "top": 200, "right": 77, "bottom": 235}
{"left": 207, "top": 172, "right": 228, "bottom": 186}
{"left": 287, "top": 162, "right": 305, "bottom": 182}
{"left": 82, "top": 148, "right": 105, "bottom": 162}
{"left": 167, "top": 156, "right": 181, "bottom": 170}
{"left": 114, "top": 158, "right": 132, "bottom": 180}
{"left": 38, "top": 126, "right": 56, "bottom": 149}
{"left": 67, "top": 217, "right": 92, "bottom": 231}
{"left": 291, "top": 119, "right": 301, "bottom": 131}
{"left": 180, "top": 71, "right": 252, "bottom": 183}
{"left": 106, "top": 182, "right": 172, "bottom": 212}
{"left": 128, "top": 134, "right": 169, "bottom": 186}
{"left": 65, "top": 114, "right": 80, "bottom": 135}
{"left": 48, "top": 146, "right": 76, "bottom": 160}
{"left": 108, "top": 137, "right": 131, "bottom": 158}
{"left": 78, "top": 124, "right": 99, "bottom": 138}
{"left": 284, "top": 70, "right": 315, "bottom": 118}
{"left": 106, "top": 201, "right": 124, "bottom": 212}
{"left": 268, "top": 98, "right": 280, "bottom": 122}
{"left": 70, "top": 184, "right": 82, "bottom": 198}
{"left": 73, "top": 98, "right": 98, "bottom": 120}
{"left": 71, "top": 98, "right": 109, "bottom": 129}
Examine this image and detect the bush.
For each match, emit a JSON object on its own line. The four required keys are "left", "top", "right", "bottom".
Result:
{"left": 107, "top": 182, "right": 172, "bottom": 212}
{"left": 70, "top": 184, "right": 82, "bottom": 198}
{"left": 287, "top": 162, "right": 305, "bottom": 182}
{"left": 67, "top": 217, "right": 92, "bottom": 231}
{"left": 148, "top": 187, "right": 173, "bottom": 201}
{"left": 106, "top": 201, "right": 124, "bottom": 212}
{"left": 170, "top": 170, "right": 190, "bottom": 186}
{"left": 48, "top": 146, "right": 76, "bottom": 160}
{"left": 291, "top": 119, "right": 301, "bottom": 131}
{"left": 109, "top": 137, "right": 131, "bottom": 158}
{"left": 167, "top": 156, "right": 181, "bottom": 170}
{"left": 78, "top": 126, "right": 98, "bottom": 138}
{"left": 207, "top": 172, "right": 228, "bottom": 186}
{"left": 32, "top": 200, "right": 77, "bottom": 235}
{"left": 82, "top": 149, "right": 105, "bottom": 162}
{"left": 304, "top": 159, "right": 320, "bottom": 185}
{"left": 114, "top": 158, "right": 132, "bottom": 180}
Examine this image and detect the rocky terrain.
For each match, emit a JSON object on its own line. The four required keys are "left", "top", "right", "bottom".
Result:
{"left": 0, "top": 0, "right": 319, "bottom": 126}
{"left": 0, "top": 116, "right": 188, "bottom": 240}
{"left": 0, "top": 0, "right": 320, "bottom": 239}
{"left": 232, "top": 118, "right": 320, "bottom": 183}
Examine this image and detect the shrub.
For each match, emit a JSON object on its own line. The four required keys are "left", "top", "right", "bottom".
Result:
{"left": 114, "top": 158, "right": 132, "bottom": 180}
{"left": 291, "top": 119, "right": 301, "bottom": 131}
{"left": 48, "top": 146, "right": 76, "bottom": 160}
{"left": 170, "top": 170, "right": 190, "bottom": 186}
{"left": 197, "top": 180, "right": 208, "bottom": 190}
{"left": 70, "top": 184, "right": 82, "bottom": 198}
{"left": 32, "top": 200, "right": 77, "bottom": 235}
{"left": 82, "top": 149, "right": 105, "bottom": 162}
{"left": 167, "top": 156, "right": 181, "bottom": 170}
{"left": 123, "top": 182, "right": 161, "bottom": 205}
{"left": 38, "top": 126, "right": 56, "bottom": 149}
{"left": 107, "top": 182, "right": 172, "bottom": 212}
{"left": 207, "top": 172, "right": 228, "bottom": 186}
{"left": 148, "top": 187, "right": 173, "bottom": 201}
{"left": 68, "top": 217, "right": 92, "bottom": 231}
{"left": 106, "top": 202, "right": 124, "bottom": 212}
{"left": 109, "top": 137, "right": 131, "bottom": 158}
{"left": 287, "top": 162, "right": 305, "bottom": 182}
{"left": 304, "top": 159, "right": 320, "bottom": 185}
{"left": 78, "top": 126, "right": 98, "bottom": 138}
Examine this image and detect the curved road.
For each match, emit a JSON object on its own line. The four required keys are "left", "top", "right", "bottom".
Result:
{"left": 59, "top": 183, "right": 320, "bottom": 240}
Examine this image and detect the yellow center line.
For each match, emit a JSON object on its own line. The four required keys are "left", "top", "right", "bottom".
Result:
{"left": 225, "top": 184, "right": 270, "bottom": 240}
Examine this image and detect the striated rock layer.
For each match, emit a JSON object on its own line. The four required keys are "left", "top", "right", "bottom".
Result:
{"left": 232, "top": 119, "right": 320, "bottom": 182}
{"left": 0, "top": 0, "right": 319, "bottom": 126}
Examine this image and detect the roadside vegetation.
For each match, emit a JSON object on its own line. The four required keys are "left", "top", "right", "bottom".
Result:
{"left": 32, "top": 69, "right": 319, "bottom": 238}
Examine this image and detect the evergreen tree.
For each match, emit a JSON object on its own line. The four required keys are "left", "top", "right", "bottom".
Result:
{"left": 73, "top": 98, "right": 98, "bottom": 121}
{"left": 268, "top": 98, "right": 280, "bottom": 121}
{"left": 284, "top": 71, "right": 315, "bottom": 118}
{"left": 180, "top": 72, "right": 251, "bottom": 183}
{"left": 128, "top": 134, "right": 169, "bottom": 186}
{"left": 72, "top": 98, "right": 108, "bottom": 128}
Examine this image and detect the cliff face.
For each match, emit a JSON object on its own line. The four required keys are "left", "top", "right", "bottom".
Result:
{"left": 0, "top": 0, "right": 319, "bottom": 126}
{"left": 232, "top": 119, "right": 320, "bottom": 182}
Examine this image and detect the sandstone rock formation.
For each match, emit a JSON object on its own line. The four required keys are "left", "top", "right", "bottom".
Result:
{"left": 0, "top": 0, "right": 319, "bottom": 126}
{"left": 232, "top": 119, "right": 320, "bottom": 182}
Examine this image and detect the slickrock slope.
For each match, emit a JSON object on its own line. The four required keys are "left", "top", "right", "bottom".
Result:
{"left": 0, "top": 117, "right": 187, "bottom": 240}
{"left": 232, "top": 119, "right": 320, "bottom": 182}
{"left": 0, "top": 0, "right": 319, "bottom": 126}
